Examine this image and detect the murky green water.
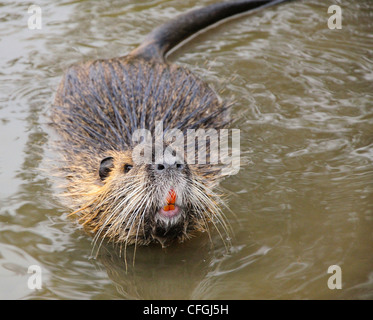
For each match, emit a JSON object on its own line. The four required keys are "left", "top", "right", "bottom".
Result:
{"left": 0, "top": 0, "right": 372, "bottom": 300}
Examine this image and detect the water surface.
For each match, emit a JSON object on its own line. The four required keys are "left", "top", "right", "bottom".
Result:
{"left": 0, "top": 0, "right": 372, "bottom": 299}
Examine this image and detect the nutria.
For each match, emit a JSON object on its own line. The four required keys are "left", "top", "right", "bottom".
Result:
{"left": 50, "top": 0, "right": 289, "bottom": 251}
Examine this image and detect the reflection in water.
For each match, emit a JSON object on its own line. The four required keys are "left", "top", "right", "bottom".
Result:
{"left": 0, "top": 0, "right": 372, "bottom": 299}
{"left": 97, "top": 237, "right": 213, "bottom": 300}
{"left": 96, "top": 236, "right": 276, "bottom": 299}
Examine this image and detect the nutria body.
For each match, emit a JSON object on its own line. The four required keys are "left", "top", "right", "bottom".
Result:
{"left": 52, "top": 56, "right": 228, "bottom": 248}
{"left": 50, "top": 0, "right": 289, "bottom": 249}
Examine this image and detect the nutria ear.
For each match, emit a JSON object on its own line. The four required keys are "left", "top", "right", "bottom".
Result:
{"left": 99, "top": 157, "right": 114, "bottom": 181}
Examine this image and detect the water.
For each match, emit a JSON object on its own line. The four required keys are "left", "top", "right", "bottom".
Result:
{"left": 0, "top": 0, "right": 372, "bottom": 300}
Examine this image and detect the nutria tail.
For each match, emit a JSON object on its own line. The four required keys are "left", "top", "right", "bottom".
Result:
{"left": 130, "top": 0, "right": 289, "bottom": 61}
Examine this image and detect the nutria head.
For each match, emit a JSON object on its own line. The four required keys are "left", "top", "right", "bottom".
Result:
{"left": 70, "top": 145, "right": 229, "bottom": 250}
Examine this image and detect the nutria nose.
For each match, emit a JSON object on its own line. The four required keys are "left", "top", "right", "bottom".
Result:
{"left": 155, "top": 162, "right": 184, "bottom": 173}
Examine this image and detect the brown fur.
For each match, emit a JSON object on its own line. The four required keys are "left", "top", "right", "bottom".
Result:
{"left": 51, "top": 55, "right": 231, "bottom": 249}
{"left": 49, "top": 0, "right": 287, "bottom": 250}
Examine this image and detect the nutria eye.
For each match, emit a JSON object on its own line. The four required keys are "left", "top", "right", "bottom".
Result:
{"left": 124, "top": 164, "right": 133, "bottom": 173}
{"left": 99, "top": 157, "right": 114, "bottom": 181}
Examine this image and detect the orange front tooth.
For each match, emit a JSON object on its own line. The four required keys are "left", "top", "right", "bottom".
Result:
{"left": 163, "top": 204, "right": 175, "bottom": 212}
{"left": 167, "top": 189, "right": 176, "bottom": 205}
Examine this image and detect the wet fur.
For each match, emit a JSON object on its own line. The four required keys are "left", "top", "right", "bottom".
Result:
{"left": 51, "top": 56, "right": 231, "bottom": 249}
{"left": 50, "top": 0, "right": 289, "bottom": 250}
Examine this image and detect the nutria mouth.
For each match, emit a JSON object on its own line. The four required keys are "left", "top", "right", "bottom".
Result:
{"left": 49, "top": 0, "right": 290, "bottom": 250}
